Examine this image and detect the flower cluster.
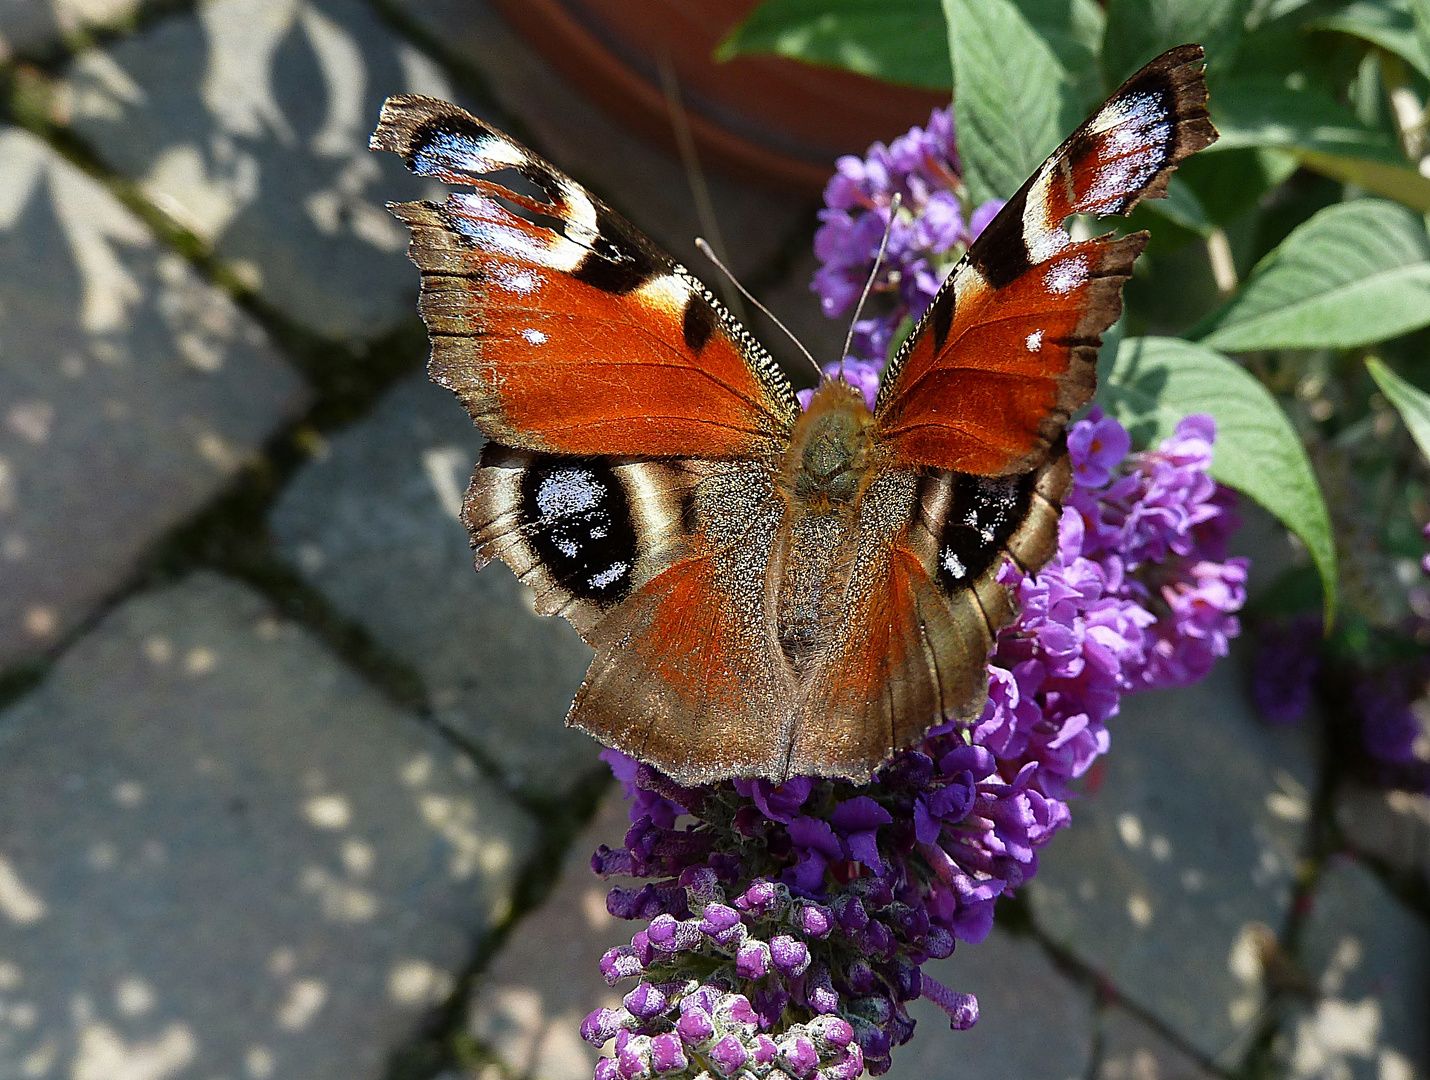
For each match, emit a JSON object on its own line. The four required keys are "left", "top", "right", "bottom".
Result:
{"left": 580, "top": 413, "right": 1246, "bottom": 1080}
{"left": 1250, "top": 520, "right": 1430, "bottom": 792}
{"left": 808, "top": 105, "right": 1005, "bottom": 397}
{"left": 977, "top": 411, "right": 1247, "bottom": 805}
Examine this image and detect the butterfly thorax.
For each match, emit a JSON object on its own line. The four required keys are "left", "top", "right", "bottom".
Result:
{"left": 775, "top": 379, "right": 878, "bottom": 672}
{"left": 785, "top": 378, "right": 876, "bottom": 510}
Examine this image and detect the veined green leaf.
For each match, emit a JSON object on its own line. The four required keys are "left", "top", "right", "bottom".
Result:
{"left": 1099, "top": 336, "right": 1337, "bottom": 622}
{"left": 716, "top": 0, "right": 953, "bottom": 89}
{"left": 1366, "top": 357, "right": 1430, "bottom": 463}
{"left": 1013, "top": 0, "right": 1108, "bottom": 113}
{"left": 1200, "top": 198, "right": 1430, "bottom": 350}
{"left": 942, "top": 0, "right": 1068, "bottom": 204}
{"left": 1102, "top": 0, "right": 1250, "bottom": 87}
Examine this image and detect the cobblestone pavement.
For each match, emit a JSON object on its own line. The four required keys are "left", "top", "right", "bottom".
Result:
{"left": 0, "top": 2, "right": 1426, "bottom": 1079}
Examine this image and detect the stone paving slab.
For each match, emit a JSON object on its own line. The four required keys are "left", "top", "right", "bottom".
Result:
{"left": 270, "top": 372, "right": 600, "bottom": 796}
{"left": 0, "top": 572, "right": 538, "bottom": 1080}
{"left": 1027, "top": 651, "right": 1319, "bottom": 1063}
{"left": 1278, "top": 856, "right": 1428, "bottom": 1080}
{"left": 466, "top": 791, "right": 631, "bottom": 1080}
{"left": 1097, "top": 1007, "right": 1221, "bottom": 1080}
{"left": 1337, "top": 783, "right": 1430, "bottom": 892}
{"left": 886, "top": 930, "right": 1095, "bottom": 1080}
{"left": 0, "top": 0, "right": 140, "bottom": 60}
{"left": 0, "top": 126, "right": 308, "bottom": 673}
{"left": 385, "top": 0, "right": 812, "bottom": 279}
{"left": 58, "top": 0, "right": 464, "bottom": 342}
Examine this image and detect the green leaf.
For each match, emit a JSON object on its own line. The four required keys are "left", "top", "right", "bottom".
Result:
{"left": 1102, "top": 0, "right": 1251, "bottom": 87}
{"left": 1099, "top": 335, "right": 1337, "bottom": 622}
{"left": 716, "top": 0, "right": 953, "bottom": 89}
{"left": 1293, "top": 148, "right": 1430, "bottom": 213}
{"left": 1414, "top": 0, "right": 1430, "bottom": 61}
{"left": 1366, "top": 356, "right": 1430, "bottom": 463}
{"left": 1199, "top": 198, "right": 1430, "bottom": 350}
{"left": 943, "top": 0, "right": 1069, "bottom": 203}
{"left": 1310, "top": 0, "right": 1430, "bottom": 81}
{"left": 1013, "top": 0, "right": 1108, "bottom": 113}
{"left": 1207, "top": 77, "right": 1430, "bottom": 210}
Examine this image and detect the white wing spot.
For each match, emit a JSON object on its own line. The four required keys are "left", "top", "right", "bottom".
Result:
{"left": 471, "top": 134, "right": 528, "bottom": 169}
{"left": 1025, "top": 330, "right": 1043, "bottom": 352}
{"left": 1046, "top": 257, "right": 1088, "bottom": 295}
{"left": 537, "top": 469, "right": 603, "bottom": 518}
{"left": 491, "top": 265, "right": 538, "bottom": 295}
{"left": 556, "top": 177, "right": 599, "bottom": 246}
{"left": 589, "top": 561, "right": 629, "bottom": 590}
{"left": 520, "top": 327, "right": 548, "bottom": 345}
{"left": 941, "top": 547, "right": 967, "bottom": 580}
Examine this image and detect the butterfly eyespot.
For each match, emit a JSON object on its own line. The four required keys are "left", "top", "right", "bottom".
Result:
{"left": 520, "top": 463, "right": 638, "bottom": 603}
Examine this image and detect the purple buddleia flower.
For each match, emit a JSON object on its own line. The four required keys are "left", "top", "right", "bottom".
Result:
{"left": 1252, "top": 615, "right": 1322, "bottom": 724}
{"left": 810, "top": 105, "right": 1005, "bottom": 371}
{"left": 581, "top": 413, "right": 1246, "bottom": 1079}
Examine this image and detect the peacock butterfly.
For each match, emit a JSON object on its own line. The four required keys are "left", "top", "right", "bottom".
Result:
{"left": 370, "top": 44, "right": 1217, "bottom": 786}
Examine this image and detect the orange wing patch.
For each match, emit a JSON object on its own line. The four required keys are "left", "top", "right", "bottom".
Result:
{"left": 873, "top": 234, "right": 1144, "bottom": 476}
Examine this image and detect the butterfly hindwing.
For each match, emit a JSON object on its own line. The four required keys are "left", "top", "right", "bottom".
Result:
{"left": 566, "top": 462, "right": 799, "bottom": 785}
{"left": 873, "top": 44, "right": 1217, "bottom": 477}
{"left": 787, "top": 468, "right": 991, "bottom": 778}
{"left": 786, "top": 452, "right": 1070, "bottom": 780}
{"left": 370, "top": 96, "right": 800, "bottom": 461}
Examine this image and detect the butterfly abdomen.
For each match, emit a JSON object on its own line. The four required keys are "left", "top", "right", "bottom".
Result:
{"left": 772, "top": 379, "right": 879, "bottom": 673}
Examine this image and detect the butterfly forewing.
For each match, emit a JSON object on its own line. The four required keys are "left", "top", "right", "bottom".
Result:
{"left": 873, "top": 44, "right": 1217, "bottom": 477}
{"left": 371, "top": 96, "right": 800, "bottom": 461}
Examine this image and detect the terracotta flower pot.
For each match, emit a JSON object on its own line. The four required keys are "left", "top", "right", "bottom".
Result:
{"left": 486, "top": 0, "right": 951, "bottom": 195}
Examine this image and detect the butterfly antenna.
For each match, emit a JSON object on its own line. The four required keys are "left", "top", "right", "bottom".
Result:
{"left": 695, "top": 237, "right": 822, "bottom": 380}
{"left": 840, "top": 191, "right": 901, "bottom": 376}
{"left": 658, "top": 54, "right": 750, "bottom": 327}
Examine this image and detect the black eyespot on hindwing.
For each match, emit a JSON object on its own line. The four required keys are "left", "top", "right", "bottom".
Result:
{"left": 934, "top": 473, "right": 1035, "bottom": 594}
{"left": 518, "top": 460, "right": 638, "bottom": 603}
